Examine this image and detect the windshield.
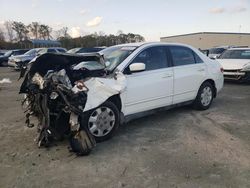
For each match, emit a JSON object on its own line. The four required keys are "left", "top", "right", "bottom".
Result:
{"left": 73, "top": 61, "right": 105, "bottom": 71}
{"left": 67, "top": 48, "right": 81, "bottom": 54}
{"left": 57, "top": 48, "right": 66, "bottom": 53}
{"left": 24, "top": 49, "right": 37, "bottom": 56}
{"left": 4, "top": 51, "right": 12, "bottom": 56}
{"left": 77, "top": 48, "right": 104, "bottom": 53}
{"left": 37, "top": 48, "right": 48, "bottom": 55}
{"left": 219, "top": 50, "right": 250, "bottom": 59}
{"left": 101, "top": 46, "right": 137, "bottom": 71}
{"left": 209, "top": 48, "right": 226, "bottom": 54}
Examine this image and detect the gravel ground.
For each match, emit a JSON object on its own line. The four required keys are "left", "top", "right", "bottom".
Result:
{"left": 0, "top": 67, "right": 249, "bottom": 188}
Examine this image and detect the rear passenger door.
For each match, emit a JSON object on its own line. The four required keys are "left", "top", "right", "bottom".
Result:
{"left": 169, "top": 46, "right": 206, "bottom": 104}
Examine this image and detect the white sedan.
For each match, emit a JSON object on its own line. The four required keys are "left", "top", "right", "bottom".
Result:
{"left": 82, "top": 42, "right": 224, "bottom": 141}
{"left": 216, "top": 48, "right": 250, "bottom": 81}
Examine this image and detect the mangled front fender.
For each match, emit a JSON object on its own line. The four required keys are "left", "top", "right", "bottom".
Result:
{"left": 82, "top": 72, "right": 126, "bottom": 112}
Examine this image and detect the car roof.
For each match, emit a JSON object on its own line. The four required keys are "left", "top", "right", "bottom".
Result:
{"left": 114, "top": 42, "right": 197, "bottom": 49}
{"left": 227, "top": 48, "right": 250, "bottom": 50}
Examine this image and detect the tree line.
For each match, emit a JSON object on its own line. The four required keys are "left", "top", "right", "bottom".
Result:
{"left": 0, "top": 21, "right": 145, "bottom": 50}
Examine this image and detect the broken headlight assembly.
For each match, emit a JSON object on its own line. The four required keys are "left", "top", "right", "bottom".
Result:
{"left": 241, "top": 63, "right": 250, "bottom": 72}
{"left": 32, "top": 73, "right": 45, "bottom": 89}
{"left": 50, "top": 91, "right": 59, "bottom": 100}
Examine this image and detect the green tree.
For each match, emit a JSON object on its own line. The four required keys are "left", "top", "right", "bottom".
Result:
{"left": 38, "top": 24, "right": 52, "bottom": 40}
{"left": 4, "top": 21, "right": 15, "bottom": 42}
{"left": 0, "top": 28, "right": 5, "bottom": 42}
{"left": 28, "top": 22, "right": 40, "bottom": 39}
{"left": 11, "top": 21, "right": 29, "bottom": 41}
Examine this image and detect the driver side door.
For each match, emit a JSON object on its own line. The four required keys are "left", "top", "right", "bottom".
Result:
{"left": 122, "top": 46, "right": 174, "bottom": 116}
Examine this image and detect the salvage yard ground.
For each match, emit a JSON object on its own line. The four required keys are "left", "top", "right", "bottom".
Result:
{"left": 0, "top": 67, "right": 249, "bottom": 188}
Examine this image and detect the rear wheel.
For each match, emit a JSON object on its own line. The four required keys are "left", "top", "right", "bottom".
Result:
{"left": 83, "top": 101, "right": 120, "bottom": 142}
{"left": 193, "top": 82, "right": 214, "bottom": 110}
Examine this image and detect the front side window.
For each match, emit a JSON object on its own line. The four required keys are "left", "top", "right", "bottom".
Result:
{"left": 170, "top": 46, "right": 196, "bottom": 66}
{"left": 131, "top": 46, "right": 168, "bottom": 71}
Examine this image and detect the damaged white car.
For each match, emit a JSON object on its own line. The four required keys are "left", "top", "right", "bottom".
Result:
{"left": 19, "top": 42, "right": 224, "bottom": 155}
{"left": 216, "top": 48, "right": 250, "bottom": 82}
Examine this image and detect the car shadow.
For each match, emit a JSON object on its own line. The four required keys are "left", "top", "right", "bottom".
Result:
{"left": 224, "top": 80, "right": 250, "bottom": 86}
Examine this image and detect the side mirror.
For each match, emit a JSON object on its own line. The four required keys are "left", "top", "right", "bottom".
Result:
{"left": 211, "top": 55, "right": 219, "bottom": 60}
{"left": 129, "top": 63, "right": 145, "bottom": 73}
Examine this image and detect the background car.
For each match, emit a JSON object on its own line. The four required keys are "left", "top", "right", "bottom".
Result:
{"left": 0, "top": 49, "right": 29, "bottom": 66}
{"left": 216, "top": 48, "right": 250, "bottom": 81}
{"left": 0, "top": 50, "right": 7, "bottom": 56}
{"left": 37, "top": 47, "right": 67, "bottom": 55}
{"left": 208, "top": 46, "right": 229, "bottom": 59}
{"left": 67, "top": 47, "right": 105, "bottom": 54}
{"left": 8, "top": 47, "right": 66, "bottom": 70}
{"left": 8, "top": 48, "right": 43, "bottom": 69}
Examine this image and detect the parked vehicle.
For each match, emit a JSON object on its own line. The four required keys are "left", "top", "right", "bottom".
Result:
{"left": 0, "top": 49, "right": 29, "bottom": 66}
{"left": 216, "top": 48, "right": 250, "bottom": 81}
{"left": 8, "top": 47, "right": 66, "bottom": 70}
{"left": 208, "top": 46, "right": 228, "bottom": 59}
{"left": 67, "top": 47, "right": 105, "bottom": 54}
{"left": 19, "top": 42, "right": 224, "bottom": 155}
{"left": 8, "top": 48, "right": 43, "bottom": 69}
{"left": 38, "top": 47, "right": 67, "bottom": 55}
{"left": 0, "top": 51, "right": 6, "bottom": 56}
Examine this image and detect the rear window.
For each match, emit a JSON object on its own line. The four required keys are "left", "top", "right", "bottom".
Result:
{"left": 220, "top": 50, "right": 250, "bottom": 59}
{"left": 57, "top": 49, "right": 66, "bottom": 53}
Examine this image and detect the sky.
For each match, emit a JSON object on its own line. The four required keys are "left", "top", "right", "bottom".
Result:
{"left": 0, "top": 0, "right": 250, "bottom": 41}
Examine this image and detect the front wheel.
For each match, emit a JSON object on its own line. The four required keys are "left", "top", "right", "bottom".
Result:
{"left": 83, "top": 101, "right": 120, "bottom": 142}
{"left": 193, "top": 82, "right": 214, "bottom": 110}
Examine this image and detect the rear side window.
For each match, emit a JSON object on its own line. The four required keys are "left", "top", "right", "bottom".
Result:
{"left": 47, "top": 49, "right": 56, "bottom": 53}
{"left": 13, "top": 51, "right": 24, "bottom": 55}
{"left": 57, "top": 49, "right": 66, "bottom": 53}
{"left": 170, "top": 46, "right": 196, "bottom": 66}
{"left": 132, "top": 46, "right": 168, "bottom": 71}
{"left": 194, "top": 53, "right": 204, "bottom": 63}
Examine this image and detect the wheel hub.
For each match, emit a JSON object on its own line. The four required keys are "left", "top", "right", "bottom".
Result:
{"left": 88, "top": 107, "right": 115, "bottom": 137}
{"left": 201, "top": 86, "right": 212, "bottom": 106}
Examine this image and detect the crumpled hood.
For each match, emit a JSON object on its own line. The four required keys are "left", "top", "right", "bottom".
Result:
{"left": 10, "top": 54, "right": 35, "bottom": 62}
{"left": 216, "top": 59, "right": 250, "bottom": 70}
{"left": 19, "top": 53, "right": 106, "bottom": 94}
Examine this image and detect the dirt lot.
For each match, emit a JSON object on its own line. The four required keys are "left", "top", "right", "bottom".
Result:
{"left": 0, "top": 67, "right": 249, "bottom": 188}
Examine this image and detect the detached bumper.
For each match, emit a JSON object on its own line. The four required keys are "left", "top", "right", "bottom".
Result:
{"left": 223, "top": 70, "right": 250, "bottom": 81}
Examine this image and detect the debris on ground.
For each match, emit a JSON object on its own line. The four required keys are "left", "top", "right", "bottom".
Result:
{"left": 0, "top": 78, "right": 12, "bottom": 84}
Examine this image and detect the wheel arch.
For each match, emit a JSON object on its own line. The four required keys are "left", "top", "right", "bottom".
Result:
{"left": 201, "top": 79, "right": 217, "bottom": 98}
{"left": 106, "top": 94, "right": 122, "bottom": 111}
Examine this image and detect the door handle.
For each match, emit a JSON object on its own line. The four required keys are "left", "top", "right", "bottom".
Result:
{"left": 197, "top": 68, "right": 205, "bottom": 72}
{"left": 162, "top": 74, "right": 173, "bottom": 78}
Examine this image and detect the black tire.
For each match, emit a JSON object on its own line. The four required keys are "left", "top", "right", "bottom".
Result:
{"left": 193, "top": 82, "right": 214, "bottom": 110}
{"left": 82, "top": 101, "right": 120, "bottom": 142}
{"left": 69, "top": 130, "right": 94, "bottom": 156}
